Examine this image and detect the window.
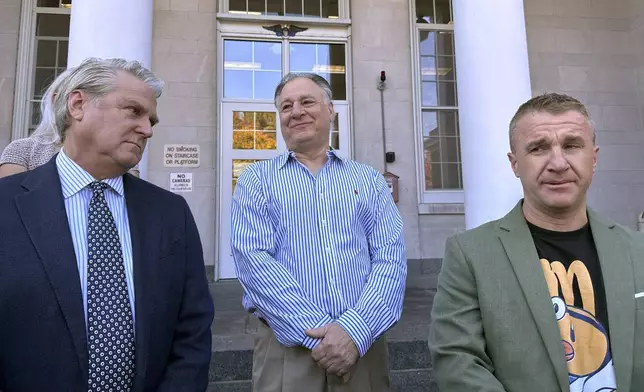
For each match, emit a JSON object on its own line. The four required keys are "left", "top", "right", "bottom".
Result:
{"left": 220, "top": 0, "right": 348, "bottom": 19}
{"left": 12, "top": 0, "right": 71, "bottom": 139}
{"left": 411, "top": 0, "right": 463, "bottom": 204}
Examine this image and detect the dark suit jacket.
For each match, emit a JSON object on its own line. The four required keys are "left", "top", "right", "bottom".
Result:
{"left": 428, "top": 201, "right": 644, "bottom": 392}
{"left": 0, "top": 157, "right": 214, "bottom": 392}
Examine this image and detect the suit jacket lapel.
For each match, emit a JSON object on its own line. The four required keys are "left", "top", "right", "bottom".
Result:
{"left": 15, "top": 158, "right": 88, "bottom": 380}
{"left": 588, "top": 210, "right": 634, "bottom": 392}
{"left": 498, "top": 202, "right": 569, "bottom": 391}
{"left": 124, "top": 174, "right": 163, "bottom": 392}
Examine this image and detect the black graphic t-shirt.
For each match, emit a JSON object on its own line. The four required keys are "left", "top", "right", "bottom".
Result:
{"left": 528, "top": 222, "right": 616, "bottom": 391}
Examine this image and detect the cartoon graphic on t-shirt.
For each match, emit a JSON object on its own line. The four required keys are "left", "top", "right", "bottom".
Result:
{"left": 540, "top": 259, "right": 617, "bottom": 392}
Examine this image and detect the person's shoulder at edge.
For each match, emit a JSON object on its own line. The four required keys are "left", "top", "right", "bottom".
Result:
{"left": 443, "top": 214, "right": 507, "bottom": 257}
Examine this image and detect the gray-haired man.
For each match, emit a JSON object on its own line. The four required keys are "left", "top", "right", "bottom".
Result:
{"left": 0, "top": 57, "right": 214, "bottom": 392}
{"left": 231, "top": 72, "right": 407, "bottom": 392}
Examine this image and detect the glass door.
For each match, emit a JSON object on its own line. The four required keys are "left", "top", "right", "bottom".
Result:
{"left": 218, "top": 103, "right": 285, "bottom": 279}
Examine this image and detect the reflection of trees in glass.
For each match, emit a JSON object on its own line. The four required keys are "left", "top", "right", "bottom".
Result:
{"left": 256, "top": 132, "right": 277, "bottom": 149}
{"left": 233, "top": 111, "right": 254, "bottom": 130}
{"left": 232, "top": 111, "right": 278, "bottom": 150}
{"left": 233, "top": 131, "right": 254, "bottom": 149}
{"left": 255, "top": 112, "right": 277, "bottom": 130}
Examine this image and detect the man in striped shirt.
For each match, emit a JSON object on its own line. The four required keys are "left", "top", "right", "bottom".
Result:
{"left": 231, "top": 73, "right": 407, "bottom": 391}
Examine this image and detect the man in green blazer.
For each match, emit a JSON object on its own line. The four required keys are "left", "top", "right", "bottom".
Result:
{"left": 428, "top": 93, "right": 644, "bottom": 392}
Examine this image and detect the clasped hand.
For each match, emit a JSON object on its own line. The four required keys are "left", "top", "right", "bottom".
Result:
{"left": 305, "top": 322, "right": 359, "bottom": 383}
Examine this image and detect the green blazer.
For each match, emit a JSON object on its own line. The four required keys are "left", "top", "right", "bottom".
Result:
{"left": 428, "top": 201, "right": 644, "bottom": 392}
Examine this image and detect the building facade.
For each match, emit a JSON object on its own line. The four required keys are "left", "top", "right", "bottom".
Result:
{"left": 1, "top": 0, "right": 643, "bottom": 280}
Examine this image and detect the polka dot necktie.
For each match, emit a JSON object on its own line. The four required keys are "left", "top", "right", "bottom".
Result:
{"left": 86, "top": 181, "right": 135, "bottom": 392}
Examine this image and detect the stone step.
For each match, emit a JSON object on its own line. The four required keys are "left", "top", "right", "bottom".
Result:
{"left": 208, "top": 369, "right": 437, "bottom": 392}
{"left": 208, "top": 340, "right": 437, "bottom": 391}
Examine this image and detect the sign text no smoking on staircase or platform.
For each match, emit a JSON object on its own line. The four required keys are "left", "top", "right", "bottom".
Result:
{"left": 164, "top": 144, "right": 200, "bottom": 167}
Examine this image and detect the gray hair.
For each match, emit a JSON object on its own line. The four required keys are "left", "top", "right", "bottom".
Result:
{"left": 31, "top": 57, "right": 164, "bottom": 146}
{"left": 273, "top": 72, "right": 333, "bottom": 107}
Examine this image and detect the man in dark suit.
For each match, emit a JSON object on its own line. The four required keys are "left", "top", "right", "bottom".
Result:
{"left": 0, "top": 57, "right": 214, "bottom": 392}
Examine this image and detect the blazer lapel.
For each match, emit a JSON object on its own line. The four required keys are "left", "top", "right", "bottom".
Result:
{"left": 124, "top": 175, "right": 163, "bottom": 392}
{"left": 588, "top": 210, "right": 634, "bottom": 392}
{"left": 498, "top": 202, "right": 569, "bottom": 391}
{"left": 15, "top": 159, "right": 88, "bottom": 380}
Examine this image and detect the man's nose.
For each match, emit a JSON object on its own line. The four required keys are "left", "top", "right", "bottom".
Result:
{"left": 547, "top": 146, "right": 570, "bottom": 171}
{"left": 290, "top": 102, "right": 304, "bottom": 117}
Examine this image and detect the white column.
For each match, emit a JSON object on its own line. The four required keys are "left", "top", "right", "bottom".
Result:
{"left": 452, "top": 0, "right": 532, "bottom": 229}
{"left": 67, "top": 0, "right": 154, "bottom": 180}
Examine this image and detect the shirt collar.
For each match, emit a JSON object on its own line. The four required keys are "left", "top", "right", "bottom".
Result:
{"left": 56, "top": 149, "right": 125, "bottom": 198}
{"left": 277, "top": 147, "right": 345, "bottom": 169}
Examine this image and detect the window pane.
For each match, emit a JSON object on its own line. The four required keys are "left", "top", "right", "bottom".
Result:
{"left": 437, "top": 81, "right": 456, "bottom": 106}
{"left": 225, "top": 70, "right": 253, "bottom": 99}
{"left": 415, "top": 0, "right": 435, "bottom": 23}
{"left": 304, "top": 0, "right": 320, "bottom": 17}
{"left": 419, "top": 32, "right": 435, "bottom": 56}
{"left": 36, "top": 40, "right": 57, "bottom": 67}
{"left": 232, "top": 112, "right": 278, "bottom": 150}
{"left": 441, "top": 137, "right": 459, "bottom": 162}
{"left": 435, "top": 0, "right": 453, "bottom": 24}
{"left": 36, "top": 14, "right": 70, "bottom": 37}
{"left": 254, "top": 71, "right": 282, "bottom": 100}
{"left": 255, "top": 42, "right": 282, "bottom": 71}
{"left": 330, "top": 132, "right": 339, "bottom": 149}
{"left": 37, "top": 0, "right": 72, "bottom": 7}
{"left": 34, "top": 68, "right": 56, "bottom": 98}
{"left": 31, "top": 102, "right": 42, "bottom": 128}
{"left": 421, "top": 82, "right": 437, "bottom": 106}
{"left": 437, "top": 110, "right": 457, "bottom": 136}
{"left": 442, "top": 163, "right": 461, "bottom": 189}
{"left": 285, "top": 0, "right": 303, "bottom": 16}
{"left": 267, "top": 0, "right": 285, "bottom": 15}
{"left": 436, "top": 56, "right": 455, "bottom": 81}
{"left": 255, "top": 112, "right": 277, "bottom": 130}
{"left": 229, "top": 0, "right": 246, "bottom": 12}
{"left": 422, "top": 110, "right": 462, "bottom": 190}
{"left": 256, "top": 132, "right": 277, "bottom": 149}
{"left": 424, "top": 161, "right": 442, "bottom": 190}
{"left": 421, "top": 110, "right": 438, "bottom": 137}
{"left": 330, "top": 112, "right": 340, "bottom": 149}
{"left": 322, "top": 0, "right": 339, "bottom": 18}
{"left": 232, "top": 132, "right": 254, "bottom": 149}
{"left": 225, "top": 40, "right": 253, "bottom": 63}
{"left": 290, "top": 43, "right": 346, "bottom": 100}
{"left": 420, "top": 56, "right": 436, "bottom": 82}
{"left": 247, "top": 0, "right": 263, "bottom": 13}
{"left": 290, "top": 43, "right": 316, "bottom": 72}
{"left": 225, "top": 40, "right": 282, "bottom": 100}
{"left": 233, "top": 111, "right": 255, "bottom": 130}
{"left": 58, "top": 40, "right": 68, "bottom": 68}
{"left": 436, "top": 31, "right": 453, "bottom": 56}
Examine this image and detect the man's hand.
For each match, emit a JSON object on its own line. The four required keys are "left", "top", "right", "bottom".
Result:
{"left": 305, "top": 323, "right": 359, "bottom": 379}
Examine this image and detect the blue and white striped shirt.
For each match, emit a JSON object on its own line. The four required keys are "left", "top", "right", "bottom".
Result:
{"left": 56, "top": 150, "right": 136, "bottom": 325}
{"left": 230, "top": 150, "right": 406, "bottom": 356}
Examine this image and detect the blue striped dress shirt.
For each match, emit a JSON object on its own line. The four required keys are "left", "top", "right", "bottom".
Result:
{"left": 230, "top": 150, "right": 407, "bottom": 356}
{"left": 56, "top": 150, "right": 136, "bottom": 325}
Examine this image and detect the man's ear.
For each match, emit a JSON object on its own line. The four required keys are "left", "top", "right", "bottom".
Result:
{"left": 508, "top": 152, "right": 520, "bottom": 178}
{"left": 67, "top": 90, "right": 87, "bottom": 121}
